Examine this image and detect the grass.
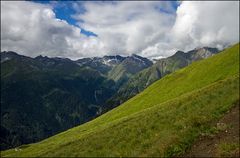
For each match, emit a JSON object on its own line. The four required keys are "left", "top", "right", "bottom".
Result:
{"left": 217, "top": 143, "right": 239, "bottom": 157}
{"left": 1, "top": 43, "right": 239, "bottom": 157}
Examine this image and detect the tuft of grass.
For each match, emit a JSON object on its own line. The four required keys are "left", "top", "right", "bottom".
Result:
{"left": 217, "top": 143, "right": 239, "bottom": 157}
{"left": 1, "top": 43, "right": 239, "bottom": 157}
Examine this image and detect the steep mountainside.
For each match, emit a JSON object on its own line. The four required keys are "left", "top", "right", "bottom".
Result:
{"left": 0, "top": 52, "right": 116, "bottom": 150}
{"left": 107, "top": 54, "right": 153, "bottom": 86}
{"left": 2, "top": 43, "right": 238, "bottom": 157}
{"left": 104, "top": 47, "right": 219, "bottom": 110}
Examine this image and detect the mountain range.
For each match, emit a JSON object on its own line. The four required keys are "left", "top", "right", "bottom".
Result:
{"left": 103, "top": 47, "right": 219, "bottom": 111}
{"left": 1, "top": 43, "right": 238, "bottom": 157}
{"left": 0, "top": 46, "right": 219, "bottom": 150}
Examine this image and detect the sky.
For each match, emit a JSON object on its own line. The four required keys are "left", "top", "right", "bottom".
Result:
{"left": 1, "top": 1, "right": 239, "bottom": 59}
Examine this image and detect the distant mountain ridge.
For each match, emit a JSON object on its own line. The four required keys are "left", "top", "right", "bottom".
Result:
{"left": 103, "top": 47, "right": 219, "bottom": 110}
{"left": 76, "top": 54, "right": 153, "bottom": 84}
{"left": 76, "top": 55, "right": 125, "bottom": 74}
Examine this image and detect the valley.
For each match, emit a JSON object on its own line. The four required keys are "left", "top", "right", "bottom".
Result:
{"left": 1, "top": 43, "right": 239, "bottom": 157}
{"left": 0, "top": 46, "right": 219, "bottom": 150}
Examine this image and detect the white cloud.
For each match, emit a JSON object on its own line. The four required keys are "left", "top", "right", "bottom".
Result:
{"left": 74, "top": 1, "right": 176, "bottom": 56}
{"left": 75, "top": 1, "right": 239, "bottom": 58}
{"left": 0, "top": 1, "right": 105, "bottom": 59}
{"left": 1, "top": 1, "right": 239, "bottom": 59}
{"left": 171, "top": 1, "right": 239, "bottom": 52}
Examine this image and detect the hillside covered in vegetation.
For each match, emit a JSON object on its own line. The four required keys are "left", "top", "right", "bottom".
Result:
{"left": 2, "top": 43, "right": 239, "bottom": 157}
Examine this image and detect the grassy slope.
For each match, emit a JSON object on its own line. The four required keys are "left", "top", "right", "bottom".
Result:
{"left": 1, "top": 43, "right": 239, "bottom": 157}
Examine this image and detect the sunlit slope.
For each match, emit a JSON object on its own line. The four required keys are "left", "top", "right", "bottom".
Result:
{"left": 2, "top": 43, "right": 239, "bottom": 157}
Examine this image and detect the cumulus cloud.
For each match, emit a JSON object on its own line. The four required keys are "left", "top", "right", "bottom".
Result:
{"left": 171, "top": 1, "right": 239, "bottom": 52}
{"left": 140, "top": 1, "right": 239, "bottom": 58}
{"left": 1, "top": 1, "right": 105, "bottom": 59}
{"left": 74, "top": 1, "right": 176, "bottom": 56}
{"left": 1, "top": 1, "right": 239, "bottom": 59}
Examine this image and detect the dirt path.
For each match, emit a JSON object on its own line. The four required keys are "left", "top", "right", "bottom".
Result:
{"left": 183, "top": 104, "right": 239, "bottom": 157}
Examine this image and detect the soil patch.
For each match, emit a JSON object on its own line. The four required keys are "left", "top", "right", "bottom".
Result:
{"left": 183, "top": 104, "right": 239, "bottom": 157}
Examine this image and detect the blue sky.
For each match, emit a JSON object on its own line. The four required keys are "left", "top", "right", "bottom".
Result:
{"left": 33, "top": 0, "right": 97, "bottom": 37}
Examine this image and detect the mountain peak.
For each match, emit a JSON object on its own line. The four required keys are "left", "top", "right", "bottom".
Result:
{"left": 191, "top": 47, "right": 218, "bottom": 57}
{"left": 126, "top": 54, "right": 152, "bottom": 65}
{"left": 174, "top": 51, "right": 185, "bottom": 56}
{"left": 193, "top": 47, "right": 219, "bottom": 52}
{"left": 1, "top": 51, "right": 29, "bottom": 63}
{"left": 1, "top": 51, "right": 18, "bottom": 56}
{"left": 35, "top": 55, "right": 49, "bottom": 59}
{"left": 131, "top": 53, "right": 140, "bottom": 57}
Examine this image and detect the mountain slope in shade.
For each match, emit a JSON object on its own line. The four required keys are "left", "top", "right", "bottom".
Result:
{"left": 2, "top": 43, "right": 238, "bottom": 157}
{"left": 0, "top": 51, "right": 153, "bottom": 150}
{"left": 104, "top": 47, "right": 219, "bottom": 110}
{"left": 0, "top": 52, "right": 116, "bottom": 150}
{"left": 0, "top": 51, "right": 155, "bottom": 150}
